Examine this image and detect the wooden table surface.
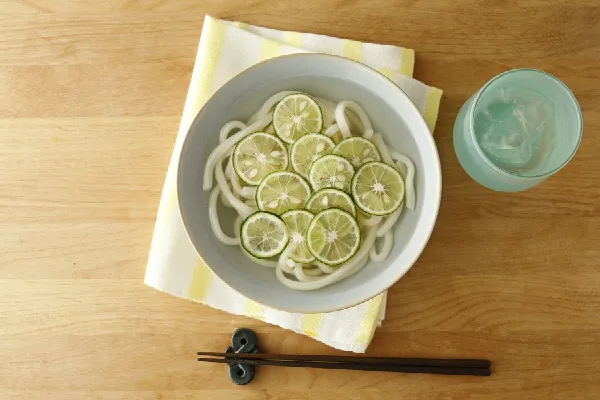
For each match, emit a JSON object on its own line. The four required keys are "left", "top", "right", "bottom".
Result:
{"left": 1, "top": 1, "right": 599, "bottom": 399}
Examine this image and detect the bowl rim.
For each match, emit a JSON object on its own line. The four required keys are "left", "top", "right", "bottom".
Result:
{"left": 177, "top": 53, "right": 442, "bottom": 313}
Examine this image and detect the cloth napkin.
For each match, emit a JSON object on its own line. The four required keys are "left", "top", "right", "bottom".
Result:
{"left": 145, "top": 15, "right": 442, "bottom": 353}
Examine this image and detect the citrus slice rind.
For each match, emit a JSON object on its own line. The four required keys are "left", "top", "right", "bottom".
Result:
{"left": 241, "top": 211, "right": 289, "bottom": 258}
{"left": 333, "top": 136, "right": 381, "bottom": 168}
{"left": 255, "top": 171, "right": 311, "bottom": 215}
{"left": 290, "top": 133, "right": 335, "bottom": 178}
{"left": 306, "top": 208, "right": 361, "bottom": 266}
{"left": 351, "top": 161, "right": 405, "bottom": 216}
{"left": 308, "top": 154, "right": 355, "bottom": 193}
{"left": 233, "top": 132, "right": 289, "bottom": 185}
{"left": 273, "top": 94, "right": 323, "bottom": 144}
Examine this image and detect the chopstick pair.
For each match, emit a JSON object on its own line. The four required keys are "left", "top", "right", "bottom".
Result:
{"left": 197, "top": 351, "right": 492, "bottom": 376}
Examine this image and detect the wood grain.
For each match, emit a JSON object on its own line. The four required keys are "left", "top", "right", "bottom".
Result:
{"left": 1, "top": 0, "right": 599, "bottom": 399}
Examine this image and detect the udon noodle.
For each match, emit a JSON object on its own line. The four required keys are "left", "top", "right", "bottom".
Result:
{"left": 203, "top": 92, "right": 416, "bottom": 290}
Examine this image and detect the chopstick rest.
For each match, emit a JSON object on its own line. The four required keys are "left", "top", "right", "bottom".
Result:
{"left": 198, "top": 328, "right": 492, "bottom": 384}
{"left": 224, "top": 328, "right": 261, "bottom": 385}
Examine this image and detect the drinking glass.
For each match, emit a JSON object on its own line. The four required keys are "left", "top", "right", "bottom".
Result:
{"left": 453, "top": 69, "right": 582, "bottom": 191}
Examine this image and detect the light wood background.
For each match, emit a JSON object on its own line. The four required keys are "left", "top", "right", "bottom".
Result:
{"left": 1, "top": 1, "right": 599, "bottom": 399}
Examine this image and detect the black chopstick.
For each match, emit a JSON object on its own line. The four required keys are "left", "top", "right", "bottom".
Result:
{"left": 197, "top": 356, "right": 491, "bottom": 376}
{"left": 197, "top": 351, "right": 491, "bottom": 369}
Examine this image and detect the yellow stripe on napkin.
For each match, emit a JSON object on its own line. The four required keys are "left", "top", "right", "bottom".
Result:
{"left": 424, "top": 87, "right": 443, "bottom": 132}
{"left": 400, "top": 48, "right": 415, "bottom": 77}
{"left": 301, "top": 314, "right": 324, "bottom": 338}
{"left": 189, "top": 17, "right": 227, "bottom": 131}
{"left": 260, "top": 39, "right": 282, "bottom": 61}
{"left": 342, "top": 39, "right": 362, "bottom": 62}
{"left": 284, "top": 31, "right": 304, "bottom": 48}
{"left": 244, "top": 300, "right": 265, "bottom": 319}
{"left": 378, "top": 67, "right": 395, "bottom": 80}
{"left": 189, "top": 260, "right": 213, "bottom": 301}
{"left": 232, "top": 21, "right": 248, "bottom": 29}
{"left": 355, "top": 293, "right": 385, "bottom": 347}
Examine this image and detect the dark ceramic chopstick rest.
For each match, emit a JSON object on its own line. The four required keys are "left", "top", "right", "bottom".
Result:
{"left": 225, "top": 328, "right": 260, "bottom": 385}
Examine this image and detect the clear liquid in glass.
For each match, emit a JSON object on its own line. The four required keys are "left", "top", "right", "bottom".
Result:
{"left": 473, "top": 86, "right": 556, "bottom": 176}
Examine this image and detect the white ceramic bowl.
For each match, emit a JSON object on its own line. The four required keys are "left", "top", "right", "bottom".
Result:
{"left": 178, "top": 54, "right": 441, "bottom": 313}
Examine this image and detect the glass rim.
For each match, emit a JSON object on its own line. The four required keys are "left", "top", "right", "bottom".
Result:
{"left": 468, "top": 68, "right": 583, "bottom": 180}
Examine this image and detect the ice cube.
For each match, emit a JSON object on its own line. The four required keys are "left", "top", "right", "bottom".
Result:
{"left": 476, "top": 117, "right": 534, "bottom": 168}
{"left": 514, "top": 101, "right": 555, "bottom": 143}
{"left": 474, "top": 87, "right": 555, "bottom": 172}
